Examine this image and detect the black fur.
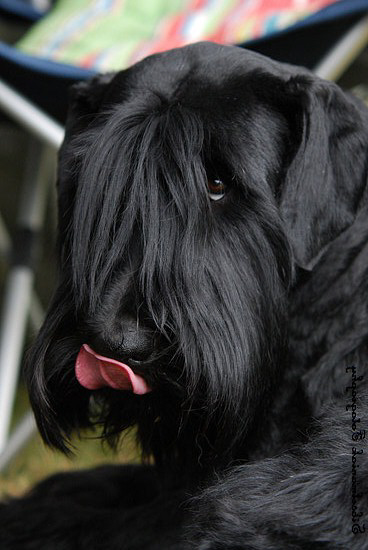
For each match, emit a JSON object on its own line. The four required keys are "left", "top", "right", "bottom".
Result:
{"left": 1, "top": 42, "right": 368, "bottom": 549}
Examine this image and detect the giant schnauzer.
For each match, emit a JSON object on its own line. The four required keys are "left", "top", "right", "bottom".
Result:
{"left": 1, "top": 42, "right": 368, "bottom": 549}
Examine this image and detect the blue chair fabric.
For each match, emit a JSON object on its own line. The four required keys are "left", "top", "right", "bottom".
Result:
{"left": 0, "top": 0, "right": 367, "bottom": 122}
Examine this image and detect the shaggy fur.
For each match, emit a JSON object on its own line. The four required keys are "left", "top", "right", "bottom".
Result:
{"left": 1, "top": 42, "right": 368, "bottom": 549}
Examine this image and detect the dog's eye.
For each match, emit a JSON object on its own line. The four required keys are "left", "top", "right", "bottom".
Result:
{"left": 208, "top": 178, "right": 226, "bottom": 201}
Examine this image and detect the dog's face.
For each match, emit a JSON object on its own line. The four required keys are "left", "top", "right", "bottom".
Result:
{"left": 27, "top": 42, "right": 367, "bottom": 472}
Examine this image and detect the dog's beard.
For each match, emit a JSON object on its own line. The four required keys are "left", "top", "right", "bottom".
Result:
{"left": 26, "top": 101, "right": 292, "bottom": 474}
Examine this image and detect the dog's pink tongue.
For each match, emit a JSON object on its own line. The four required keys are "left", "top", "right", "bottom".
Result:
{"left": 75, "top": 344, "right": 151, "bottom": 395}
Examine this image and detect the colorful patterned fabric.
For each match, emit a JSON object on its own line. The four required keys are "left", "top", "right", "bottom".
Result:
{"left": 17, "top": 0, "right": 338, "bottom": 72}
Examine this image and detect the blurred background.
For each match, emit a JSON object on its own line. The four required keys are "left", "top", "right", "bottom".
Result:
{"left": 0, "top": 0, "right": 368, "bottom": 498}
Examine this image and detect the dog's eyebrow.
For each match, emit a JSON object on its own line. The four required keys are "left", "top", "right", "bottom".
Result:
{"left": 68, "top": 98, "right": 210, "bottom": 304}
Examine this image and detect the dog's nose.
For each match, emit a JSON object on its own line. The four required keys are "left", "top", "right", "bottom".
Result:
{"left": 119, "top": 324, "right": 154, "bottom": 363}
{"left": 89, "top": 316, "right": 155, "bottom": 364}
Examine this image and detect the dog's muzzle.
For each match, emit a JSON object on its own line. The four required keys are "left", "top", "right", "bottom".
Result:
{"left": 75, "top": 344, "right": 152, "bottom": 395}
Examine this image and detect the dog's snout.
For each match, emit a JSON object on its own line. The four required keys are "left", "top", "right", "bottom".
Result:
{"left": 89, "top": 316, "right": 155, "bottom": 364}
{"left": 119, "top": 324, "right": 154, "bottom": 363}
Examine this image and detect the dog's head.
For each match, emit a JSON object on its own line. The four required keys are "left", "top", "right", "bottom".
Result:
{"left": 27, "top": 42, "right": 368, "bottom": 473}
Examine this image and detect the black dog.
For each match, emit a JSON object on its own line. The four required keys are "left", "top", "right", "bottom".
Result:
{"left": 1, "top": 42, "right": 368, "bottom": 549}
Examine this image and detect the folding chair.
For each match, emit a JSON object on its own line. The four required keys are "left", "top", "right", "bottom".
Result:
{"left": 0, "top": 0, "right": 367, "bottom": 473}
{"left": 0, "top": 0, "right": 51, "bottom": 20}
{"left": 0, "top": 0, "right": 63, "bottom": 471}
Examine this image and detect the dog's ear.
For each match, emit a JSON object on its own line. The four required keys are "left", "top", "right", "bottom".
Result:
{"left": 64, "top": 72, "right": 116, "bottom": 138}
{"left": 278, "top": 75, "right": 368, "bottom": 270}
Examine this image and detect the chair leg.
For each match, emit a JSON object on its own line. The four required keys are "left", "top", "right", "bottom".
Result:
{"left": 0, "top": 137, "right": 55, "bottom": 455}
{"left": 0, "top": 212, "right": 46, "bottom": 334}
{"left": 0, "top": 411, "right": 36, "bottom": 472}
{"left": 314, "top": 14, "right": 368, "bottom": 80}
